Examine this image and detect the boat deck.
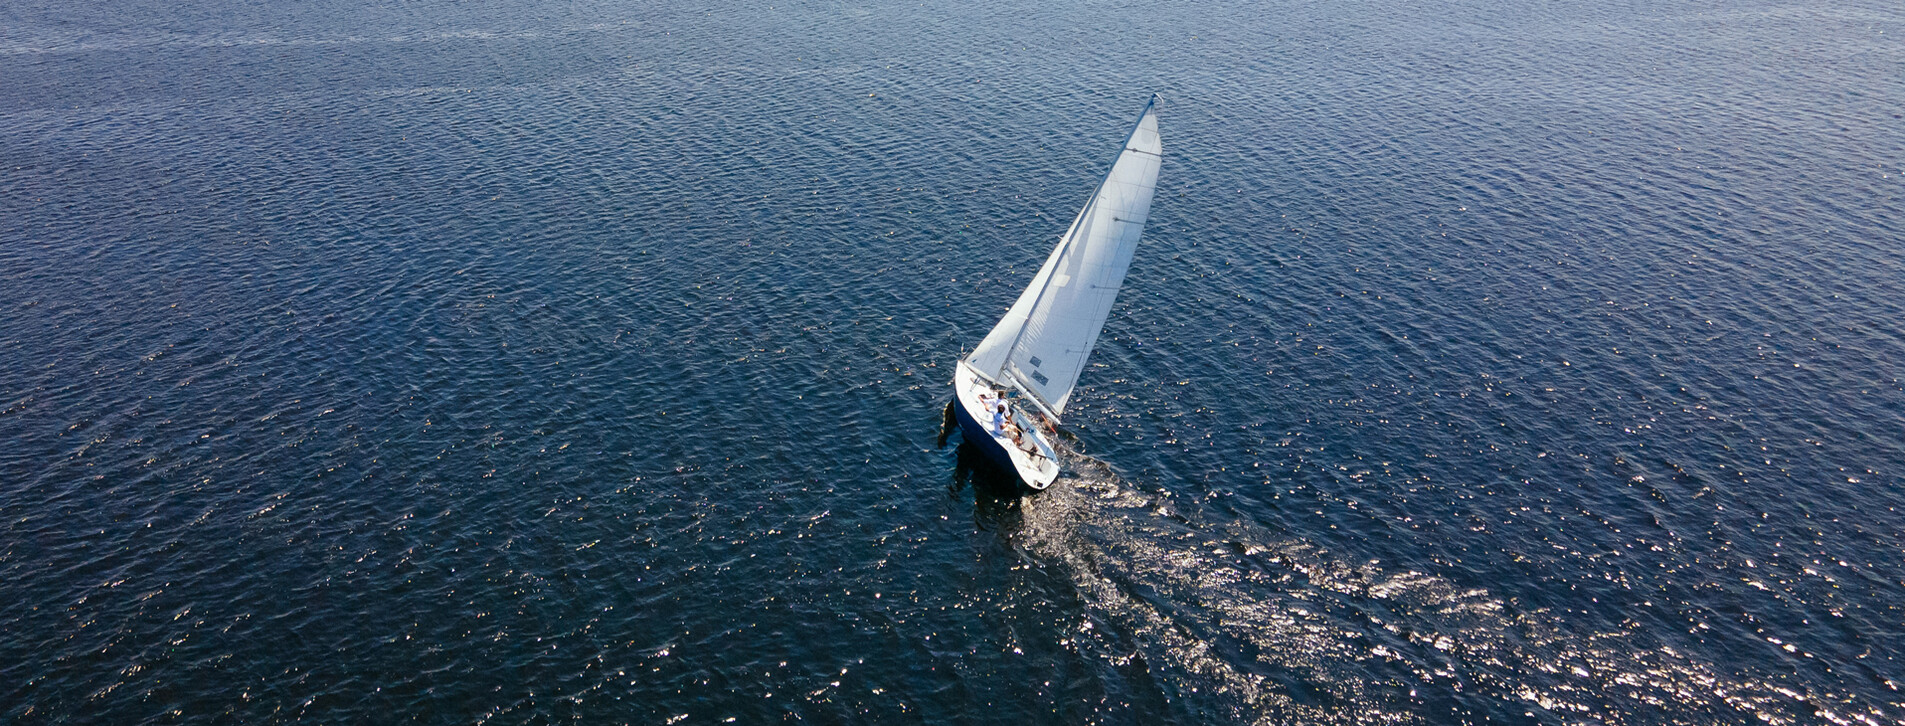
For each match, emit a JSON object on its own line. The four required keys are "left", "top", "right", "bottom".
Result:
{"left": 953, "top": 361, "right": 1060, "bottom": 490}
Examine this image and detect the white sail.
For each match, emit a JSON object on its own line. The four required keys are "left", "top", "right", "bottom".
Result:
{"left": 965, "top": 95, "right": 1162, "bottom": 419}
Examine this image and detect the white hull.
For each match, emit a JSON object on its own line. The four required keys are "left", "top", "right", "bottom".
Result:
{"left": 954, "top": 361, "right": 1060, "bottom": 490}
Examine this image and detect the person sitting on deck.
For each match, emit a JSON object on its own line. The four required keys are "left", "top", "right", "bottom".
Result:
{"left": 1011, "top": 425, "right": 1040, "bottom": 457}
{"left": 991, "top": 397, "right": 1009, "bottom": 435}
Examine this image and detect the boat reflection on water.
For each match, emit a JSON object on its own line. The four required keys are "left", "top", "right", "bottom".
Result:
{"left": 939, "top": 400, "right": 1045, "bottom": 530}
{"left": 948, "top": 441, "right": 1034, "bottom": 530}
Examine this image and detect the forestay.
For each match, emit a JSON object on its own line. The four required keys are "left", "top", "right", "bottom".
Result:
{"left": 964, "top": 95, "right": 1162, "bottom": 420}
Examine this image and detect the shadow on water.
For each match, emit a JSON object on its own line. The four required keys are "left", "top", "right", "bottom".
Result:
{"left": 939, "top": 396, "right": 1035, "bottom": 529}
{"left": 947, "top": 441, "right": 1029, "bottom": 532}
{"left": 935, "top": 399, "right": 957, "bottom": 449}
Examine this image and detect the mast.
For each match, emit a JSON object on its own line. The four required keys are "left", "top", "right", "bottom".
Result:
{"left": 994, "top": 191, "right": 1101, "bottom": 403}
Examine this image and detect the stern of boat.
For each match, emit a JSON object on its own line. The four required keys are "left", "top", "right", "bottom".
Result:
{"left": 952, "top": 361, "right": 1061, "bottom": 490}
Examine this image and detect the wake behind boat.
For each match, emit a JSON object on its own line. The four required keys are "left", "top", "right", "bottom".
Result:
{"left": 951, "top": 95, "right": 1164, "bottom": 490}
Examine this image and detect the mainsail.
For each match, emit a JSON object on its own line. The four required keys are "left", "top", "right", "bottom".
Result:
{"left": 964, "top": 95, "right": 1163, "bottom": 420}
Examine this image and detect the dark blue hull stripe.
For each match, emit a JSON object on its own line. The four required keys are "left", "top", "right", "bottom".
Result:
{"left": 951, "top": 397, "right": 1021, "bottom": 483}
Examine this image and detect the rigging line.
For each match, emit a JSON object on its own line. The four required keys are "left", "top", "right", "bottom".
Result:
{"left": 982, "top": 97, "right": 1159, "bottom": 412}
{"left": 996, "top": 106, "right": 1156, "bottom": 382}
{"left": 1006, "top": 367, "right": 1065, "bottom": 424}
{"left": 996, "top": 189, "right": 1099, "bottom": 401}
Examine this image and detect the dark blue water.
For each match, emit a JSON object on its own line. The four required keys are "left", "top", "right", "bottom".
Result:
{"left": 4, "top": 0, "right": 1902, "bottom": 722}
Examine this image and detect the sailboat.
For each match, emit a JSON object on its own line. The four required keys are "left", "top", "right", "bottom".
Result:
{"left": 951, "top": 94, "right": 1163, "bottom": 490}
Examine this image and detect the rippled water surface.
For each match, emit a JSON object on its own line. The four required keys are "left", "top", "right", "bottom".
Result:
{"left": 4, "top": 0, "right": 1903, "bottom": 723}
